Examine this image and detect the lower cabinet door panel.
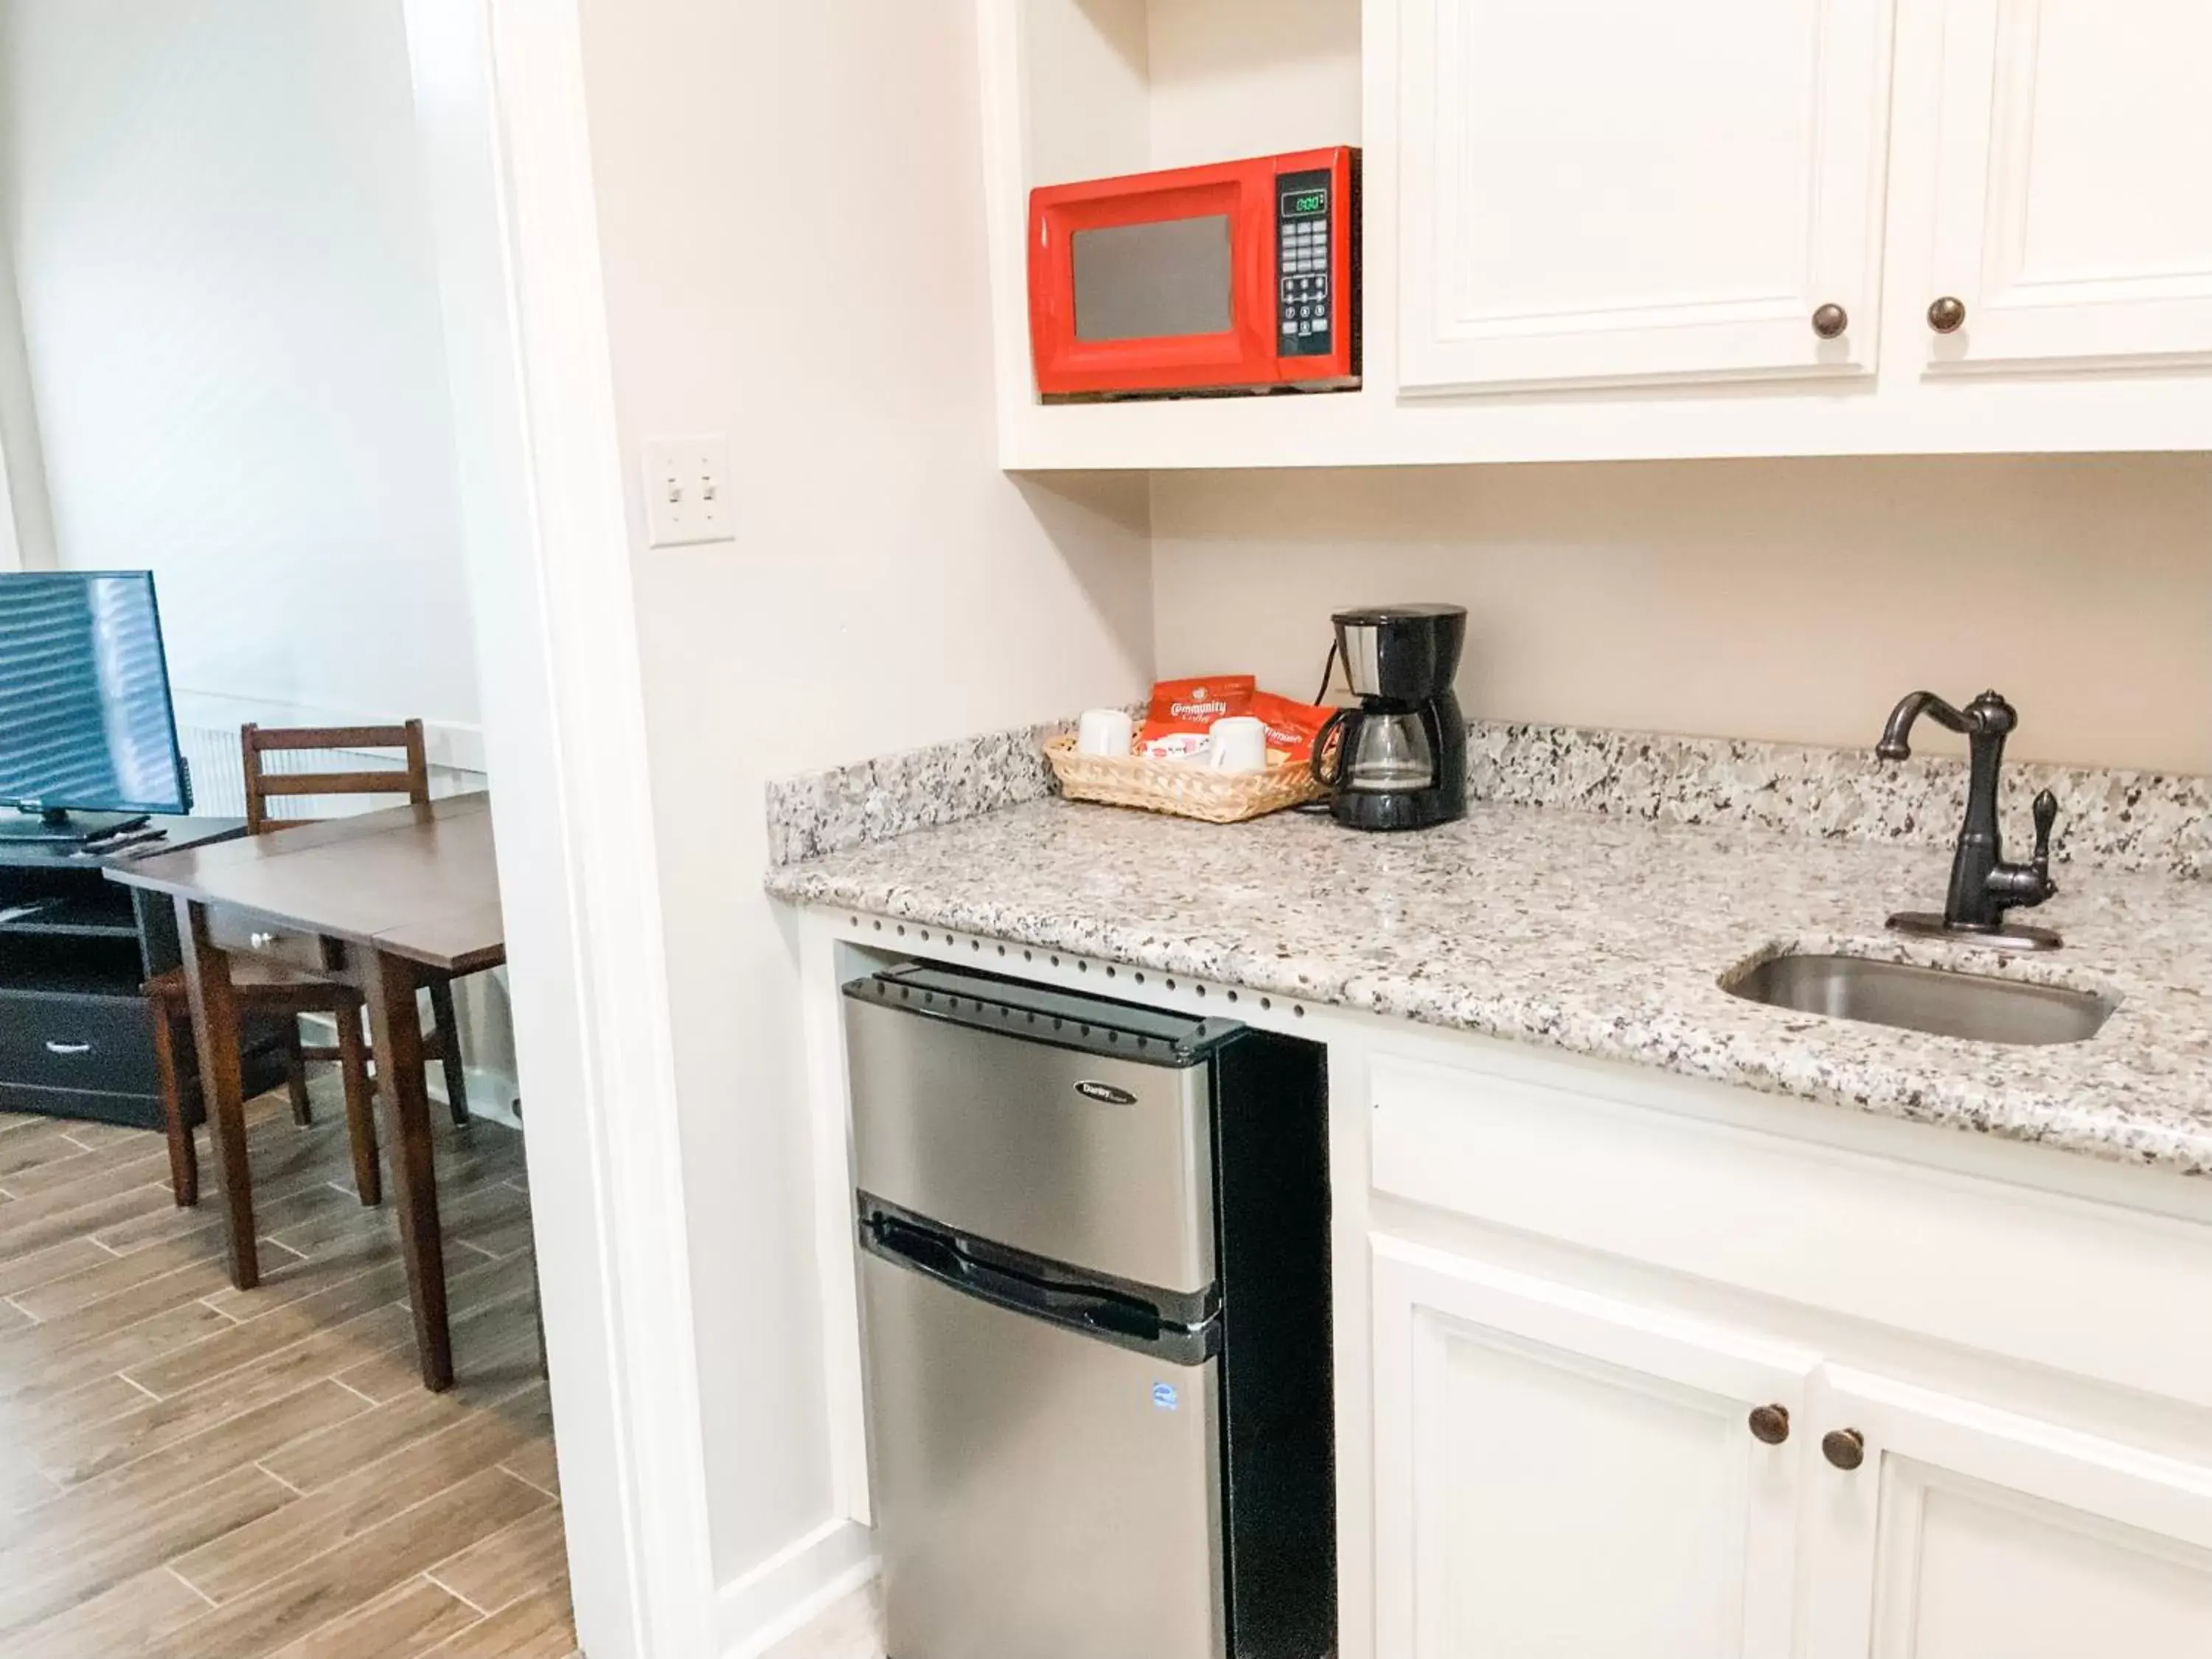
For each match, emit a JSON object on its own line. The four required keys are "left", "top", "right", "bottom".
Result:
{"left": 1808, "top": 1366, "right": 2212, "bottom": 1659}
{"left": 1371, "top": 1235, "right": 1818, "bottom": 1658}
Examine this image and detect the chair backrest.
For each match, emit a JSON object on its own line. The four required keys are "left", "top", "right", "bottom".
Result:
{"left": 241, "top": 720, "right": 432, "bottom": 835}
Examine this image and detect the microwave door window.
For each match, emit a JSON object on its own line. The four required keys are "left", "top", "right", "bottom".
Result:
{"left": 1071, "top": 215, "right": 1232, "bottom": 341}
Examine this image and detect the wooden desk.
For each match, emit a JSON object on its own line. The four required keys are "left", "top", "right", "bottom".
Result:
{"left": 107, "top": 793, "right": 505, "bottom": 1390}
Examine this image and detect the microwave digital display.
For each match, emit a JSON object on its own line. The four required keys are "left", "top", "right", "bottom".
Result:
{"left": 1282, "top": 189, "right": 1329, "bottom": 218}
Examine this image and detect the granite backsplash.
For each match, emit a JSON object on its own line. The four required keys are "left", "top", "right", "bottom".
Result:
{"left": 767, "top": 713, "right": 2212, "bottom": 880}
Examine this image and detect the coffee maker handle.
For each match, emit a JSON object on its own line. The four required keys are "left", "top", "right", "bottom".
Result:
{"left": 1311, "top": 707, "right": 1358, "bottom": 788}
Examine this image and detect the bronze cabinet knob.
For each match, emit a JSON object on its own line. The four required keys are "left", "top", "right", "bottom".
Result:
{"left": 1747, "top": 1404, "right": 1792, "bottom": 1445}
{"left": 1927, "top": 296, "right": 1967, "bottom": 334}
{"left": 1811, "top": 303, "right": 1848, "bottom": 339}
{"left": 1823, "top": 1427, "right": 1867, "bottom": 1471}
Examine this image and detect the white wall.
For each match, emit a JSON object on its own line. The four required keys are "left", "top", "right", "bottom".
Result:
{"left": 0, "top": 0, "right": 481, "bottom": 765}
{"left": 1152, "top": 454, "right": 2212, "bottom": 774}
{"left": 0, "top": 200, "right": 53, "bottom": 571}
{"left": 558, "top": 7, "right": 2201, "bottom": 1650}
{"left": 571, "top": 0, "right": 1153, "bottom": 1627}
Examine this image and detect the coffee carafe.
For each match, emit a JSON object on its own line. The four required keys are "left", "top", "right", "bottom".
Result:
{"left": 1310, "top": 605, "right": 1468, "bottom": 832}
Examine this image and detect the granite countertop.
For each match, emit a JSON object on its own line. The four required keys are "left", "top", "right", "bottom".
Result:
{"left": 768, "top": 796, "right": 2212, "bottom": 1175}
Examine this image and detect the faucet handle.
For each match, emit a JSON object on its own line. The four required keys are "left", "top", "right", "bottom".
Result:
{"left": 2029, "top": 789, "right": 2059, "bottom": 898}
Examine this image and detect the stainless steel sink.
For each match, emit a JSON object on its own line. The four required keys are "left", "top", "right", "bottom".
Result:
{"left": 1725, "top": 953, "right": 2114, "bottom": 1046}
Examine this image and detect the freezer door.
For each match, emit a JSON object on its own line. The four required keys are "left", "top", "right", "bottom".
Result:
{"left": 861, "top": 1245, "right": 1225, "bottom": 1659}
{"left": 846, "top": 991, "right": 1216, "bottom": 1295}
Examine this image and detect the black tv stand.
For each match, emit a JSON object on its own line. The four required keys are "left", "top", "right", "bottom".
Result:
{"left": 0, "top": 807, "right": 151, "bottom": 845}
{"left": 0, "top": 816, "right": 286, "bottom": 1129}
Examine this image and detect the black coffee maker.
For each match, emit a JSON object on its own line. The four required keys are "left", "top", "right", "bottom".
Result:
{"left": 1311, "top": 604, "right": 1468, "bottom": 832}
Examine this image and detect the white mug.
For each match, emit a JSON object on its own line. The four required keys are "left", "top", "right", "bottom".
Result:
{"left": 1077, "top": 708, "right": 1134, "bottom": 757}
{"left": 1205, "top": 715, "right": 1268, "bottom": 773}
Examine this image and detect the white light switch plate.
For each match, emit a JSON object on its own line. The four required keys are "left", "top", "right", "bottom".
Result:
{"left": 642, "top": 435, "right": 734, "bottom": 547}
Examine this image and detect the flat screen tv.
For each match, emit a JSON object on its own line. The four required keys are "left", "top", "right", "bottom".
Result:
{"left": 0, "top": 571, "right": 191, "bottom": 838}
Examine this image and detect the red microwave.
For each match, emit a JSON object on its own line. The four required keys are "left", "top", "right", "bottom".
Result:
{"left": 1028, "top": 147, "right": 1359, "bottom": 402}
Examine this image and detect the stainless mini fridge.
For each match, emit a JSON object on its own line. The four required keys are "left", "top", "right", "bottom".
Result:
{"left": 846, "top": 964, "right": 1334, "bottom": 1659}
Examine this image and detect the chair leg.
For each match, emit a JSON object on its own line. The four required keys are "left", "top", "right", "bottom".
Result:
{"left": 335, "top": 999, "right": 382, "bottom": 1207}
{"left": 426, "top": 978, "right": 470, "bottom": 1127}
{"left": 283, "top": 1019, "right": 313, "bottom": 1126}
{"left": 148, "top": 996, "right": 198, "bottom": 1208}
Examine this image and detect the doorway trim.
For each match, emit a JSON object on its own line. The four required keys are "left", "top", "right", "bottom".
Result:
{"left": 403, "top": 3, "right": 721, "bottom": 1655}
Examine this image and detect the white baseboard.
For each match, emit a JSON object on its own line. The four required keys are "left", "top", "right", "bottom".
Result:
{"left": 437, "top": 1064, "right": 522, "bottom": 1130}
{"left": 296, "top": 1011, "right": 522, "bottom": 1130}
{"left": 715, "top": 1518, "right": 877, "bottom": 1659}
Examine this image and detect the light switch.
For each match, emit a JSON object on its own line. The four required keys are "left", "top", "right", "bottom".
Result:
{"left": 642, "top": 435, "right": 735, "bottom": 548}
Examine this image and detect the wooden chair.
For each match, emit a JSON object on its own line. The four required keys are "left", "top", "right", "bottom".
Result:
{"left": 147, "top": 720, "right": 470, "bottom": 1208}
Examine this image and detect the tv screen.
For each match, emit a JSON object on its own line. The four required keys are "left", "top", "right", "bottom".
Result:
{"left": 0, "top": 571, "right": 190, "bottom": 818}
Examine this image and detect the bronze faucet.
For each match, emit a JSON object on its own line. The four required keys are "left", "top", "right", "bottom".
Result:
{"left": 1876, "top": 689, "right": 2062, "bottom": 950}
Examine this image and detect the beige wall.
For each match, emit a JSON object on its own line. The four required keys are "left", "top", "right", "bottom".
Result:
{"left": 1152, "top": 454, "right": 2212, "bottom": 773}
{"left": 1, "top": 0, "right": 482, "bottom": 745}
{"left": 567, "top": 0, "right": 2202, "bottom": 1610}
{"left": 577, "top": 0, "right": 1152, "bottom": 1599}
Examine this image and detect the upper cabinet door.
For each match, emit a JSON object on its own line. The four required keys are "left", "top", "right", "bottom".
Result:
{"left": 1922, "top": 0, "right": 2212, "bottom": 372}
{"left": 1397, "top": 0, "right": 1897, "bottom": 393}
{"left": 1373, "top": 1237, "right": 1818, "bottom": 1659}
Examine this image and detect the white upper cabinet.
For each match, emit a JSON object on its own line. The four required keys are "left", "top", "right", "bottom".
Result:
{"left": 1920, "top": 0, "right": 2212, "bottom": 372}
{"left": 1397, "top": 0, "right": 1896, "bottom": 392}
{"left": 976, "top": 0, "right": 2212, "bottom": 466}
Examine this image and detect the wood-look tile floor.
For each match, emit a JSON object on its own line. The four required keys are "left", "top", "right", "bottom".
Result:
{"left": 0, "top": 1077, "right": 577, "bottom": 1659}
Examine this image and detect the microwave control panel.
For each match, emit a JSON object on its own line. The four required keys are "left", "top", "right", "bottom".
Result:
{"left": 1275, "top": 167, "right": 1335, "bottom": 359}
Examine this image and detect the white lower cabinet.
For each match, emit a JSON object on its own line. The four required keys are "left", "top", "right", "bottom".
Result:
{"left": 1371, "top": 1237, "right": 1819, "bottom": 1658}
{"left": 1373, "top": 1235, "right": 2212, "bottom": 1659}
{"left": 1809, "top": 1368, "right": 2212, "bottom": 1659}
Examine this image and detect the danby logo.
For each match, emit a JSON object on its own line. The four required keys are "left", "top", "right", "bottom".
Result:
{"left": 1074, "top": 1080, "right": 1138, "bottom": 1106}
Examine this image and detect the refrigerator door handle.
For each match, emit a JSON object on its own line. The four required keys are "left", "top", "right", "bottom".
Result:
{"left": 862, "top": 1212, "right": 1215, "bottom": 1366}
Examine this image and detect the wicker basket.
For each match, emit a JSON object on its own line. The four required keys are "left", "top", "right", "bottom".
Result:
{"left": 1044, "top": 734, "right": 1328, "bottom": 824}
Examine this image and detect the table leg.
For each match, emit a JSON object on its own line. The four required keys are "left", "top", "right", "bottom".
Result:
{"left": 175, "top": 897, "right": 257, "bottom": 1289}
{"left": 359, "top": 946, "right": 453, "bottom": 1391}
